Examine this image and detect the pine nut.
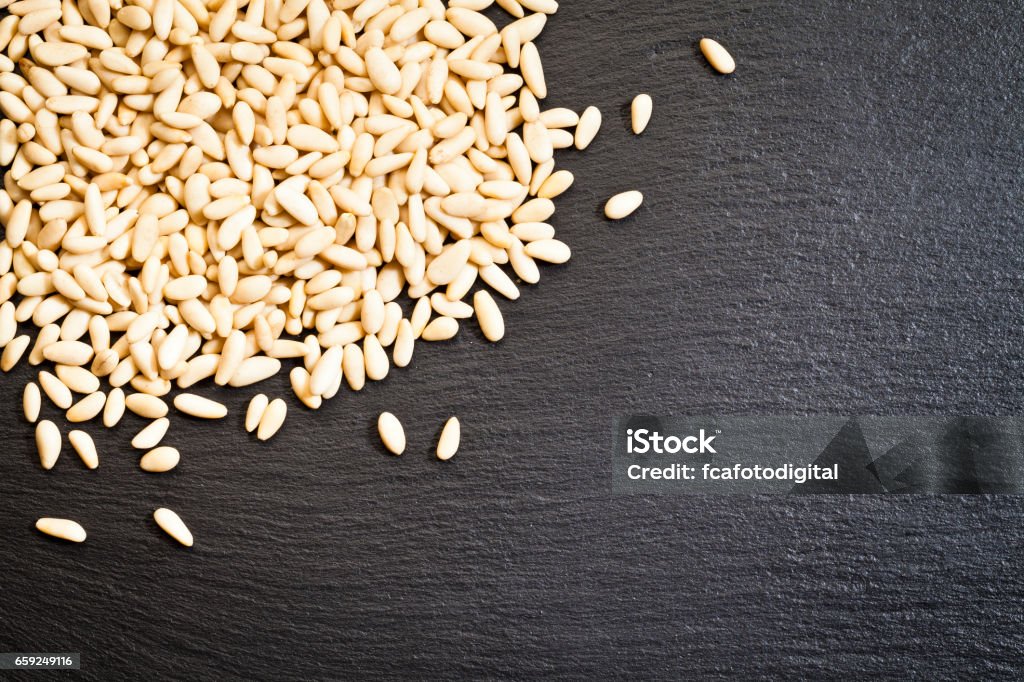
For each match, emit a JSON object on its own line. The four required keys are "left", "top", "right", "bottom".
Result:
{"left": 23, "top": 381, "right": 41, "bottom": 422}
{"left": 257, "top": 398, "right": 286, "bottom": 441}
{"left": 174, "top": 393, "right": 227, "bottom": 419}
{"left": 153, "top": 508, "right": 193, "bottom": 547}
{"left": 604, "top": 191, "right": 644, "bottom": 220}
{"left": 36, "top": 419, "right": 61, "bottom": 470}
{"left": 245, "top": 394, "right": 269, "bottom": 433}
{"left": 700, "top": 38, "right": 736, "bottom": 74}
{"left": 631, "top": 94, "right": 653, "bottom": 134}
{"left": 36, "top": 517, "right": 86, "bottom": 542}
{"left": 377, "top": 412, "right": 406, "bottom": 455}
{"left": 132, "top": 418, "right": 170, "bottom": 450}
{"left": 140, "top": 446, "right": 180, "bottom": 473}
{"left": 68, "top": 430, "right": 98, "bottom": 469}
{"left": 437, "top": 417, "right": 461, "bottom": 461}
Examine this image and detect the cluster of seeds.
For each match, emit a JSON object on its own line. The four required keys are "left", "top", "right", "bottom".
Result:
{"left": 0, "top": 0, "right": 736, "bottom": 546}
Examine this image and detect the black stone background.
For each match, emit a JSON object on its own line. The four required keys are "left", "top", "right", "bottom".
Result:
{"left": 2, "top": 1, "right": 1024, "bottom": 679}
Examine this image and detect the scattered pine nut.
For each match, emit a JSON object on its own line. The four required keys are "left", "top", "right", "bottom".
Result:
{"left": 132, "top": 418, "right": 170, "bottom": 450}
{"left": 605, "top": 191, "right": 645, "bottom": 220}
{"left": 35, "top": 518, "right": 86, "bottom": 543}
{"left": 140, "top": 446, "right": 180, "bottom": 473}
{"left": 36, "top": 420, "right": 61, "bottom": 470}
{"left": 631, "top": 94, "right": 653, "bottom": 134}
{"left": 437, "top": 418, "right": 461, "bottom": 461}
{"left": 153, "top": 508, "right": 193, "bottom": 547}
{"left": 700, "top": 38, "right": 736, "bottom": 74}
{"left": 378, "top": 412, "right": 406, "bottom": 456}
{"left": 23, "top": 382, "right": 41, "bottom": 423}
{"left": 68, "top": 430, "right": 98, "bottom": 470}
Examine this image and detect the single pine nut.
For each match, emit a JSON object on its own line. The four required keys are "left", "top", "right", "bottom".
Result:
{"left": 36, "top": 518, "right": 87, "bottom": 543}
{"left": 68, "top": 430, "right": 98, "bottom": 469}
{"left": 174, "top": 393, "right": 228, "bottom": 419}
{"left": 36, "top": 419, "right": 61, "bottom": 470}
{"left": 153, "top": 508, "right": 193, "bottom": 547}
{"left": 125, "top": 393, "right": 168, "bottom": 419}
{"left": 700, "top": 38, "right": 736, "bottom": 74}
{"left": 132, "top": 418, "right": 170, "bottom": 450}
{"left": 437, "top": 417, "right": 460, "bottom": 461}
{"left": 378, "top": 412, "right": 406, "bottom": 455}
{"left": 23, "top": 382, "right": 41, "bottom": 422}
{"left": 604, "top": 191, "right": 644, "bottom": 220}
{"left": 140, "top": 446, "right": 180, "bottom": 473}
{"left": 473, "top": 291, "right": 505, "bottom": 343}
{"left": 257, "top": 398, "right": 286, "bottom": 441}
{"left": 631, "top": 94, "right": 653, "bottom": 134}
{"left": 246, "top": 394, "right": 269, "bottom": 433}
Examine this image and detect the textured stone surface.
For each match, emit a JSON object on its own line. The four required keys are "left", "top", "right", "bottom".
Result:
{"left": 1, "top": 1, "right": 1023, "bottom": 678}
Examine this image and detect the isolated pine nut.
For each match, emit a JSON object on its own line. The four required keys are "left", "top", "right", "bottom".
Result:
{"left": 437, "top": 417, "right": 460, "bottom": 461}
{"left": 700, "top": 38, "right": 736, "bottom": 74}
{"left": 36, "top": 518, "right": 87, "bottom": 543}
{"left": 153, "top": 508, "right": 193, "bottom": 547}
{"left": 378, "top": 412, "right": 406, "bottom": 455}
{"left": 631, "top": 94, "right": 653, "bottom": 134}
{"left": 604, "top": 191, "right": 644, "bottom": 220}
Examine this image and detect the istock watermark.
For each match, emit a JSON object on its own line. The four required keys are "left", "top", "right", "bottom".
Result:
{"left": 612, "top": 416, "right": 1024, "bottom": 494}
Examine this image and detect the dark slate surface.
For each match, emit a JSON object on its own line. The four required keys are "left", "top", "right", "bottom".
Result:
{"left": 2, "top": 1, "right": 1024, "bottom": 679}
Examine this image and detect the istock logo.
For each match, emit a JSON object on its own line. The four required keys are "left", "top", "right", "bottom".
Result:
{"left": 626, "top": 428, "right": 717, "bottom": 455}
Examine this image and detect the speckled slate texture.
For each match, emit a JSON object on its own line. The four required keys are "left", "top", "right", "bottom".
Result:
{"left": 2, "top": 1, "right": 1024, "bottom": 679}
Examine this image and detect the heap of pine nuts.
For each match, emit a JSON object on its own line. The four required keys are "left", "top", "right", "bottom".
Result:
{"left": 0, "top": 0, "right": 738, "bottom": 544}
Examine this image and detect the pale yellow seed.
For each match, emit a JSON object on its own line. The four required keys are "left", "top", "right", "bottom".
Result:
{"left": 437, "top": 417, "right": 461, "bottom": 461}
{"left": 140, "top": 446, "right": 180, "bottom": 473}
{"left": 173, "top": 393, "right": 227, "bottom": 419}
{"left": 473, "top": 291, "right": 505, "bottom": 342}
{"left": 23, "top": 381, "right": 40, "bottom": 422}
{"left": 36, "top": 419, "right": 61, "bottom": 470}
{"left": 257, "top": 398, "right": 286, "bottom": 441}
{"left": 153, "top": 508, "right": 193, "bottom": 547}
{"left": 132, "top": 418, "right": 170, "bottom": 450}
{"left": 604, "top": 191, "right": 644, "bottom": 220}
{"left": 35, "top": 518, "right": 86, "bottom": 543}
{"left": 700, "top": 37, "right": 736, "bottom": 74}
{"left": 631, "top": 94, "right": 653, "bottom": 134}
{"left": 68, "top": 430, "right": 98, "bottom": 469}
{"left": 245, "top": 394, "right": 269, "bottom": 433}
{"left": 377, "top": 412, "right": 406, "bottom": 455}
